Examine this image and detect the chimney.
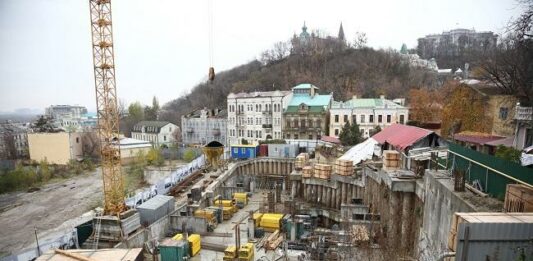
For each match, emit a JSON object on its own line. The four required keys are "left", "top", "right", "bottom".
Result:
{"left": 352, "top": 95, "right": 358, "bottom": 100}
{"left": 380, "top": 95, "right": 385, "bottom": 100}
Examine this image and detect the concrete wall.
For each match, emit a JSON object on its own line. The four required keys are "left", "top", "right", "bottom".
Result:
{"left": 416, "top": 172, "right": 476, "bottom": 261}
{"left": 28, "top": 132, "right": 83, "bottom": 164}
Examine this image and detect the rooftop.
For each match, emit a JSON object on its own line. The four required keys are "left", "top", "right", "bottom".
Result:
{"left": 287, "top": 94, "right": 332, "bottom": 108}
{"left": 331, "top": 97, "right": 406, "bottom": 109}
{"left": 453, "top": 131, "right": 506, "bottom": 145}
{"left": 228, "top": 90, "right": 291, "bottom": 99}
{"left": 372, "top": 124, "right": 434, "bottom": 151}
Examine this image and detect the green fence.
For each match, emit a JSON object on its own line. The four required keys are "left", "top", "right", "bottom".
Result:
{"left": 447, "top": 143, "right": 533, "bottom": 200}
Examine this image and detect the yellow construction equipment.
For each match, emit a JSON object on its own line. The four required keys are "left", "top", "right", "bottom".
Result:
{"left": 214, "top": 199, "right": 237, "bottom": 213}
{"left": 259, "top": 213, "right": 284, "bottom": 232}
{"left": 223, "top": 245, "right": 237, "bottom": 261}
{"left": 233, "top": 192, "right": 248, "bottom": 208}
{"left": 172, "top": 233, "right": 202, "bottom": 257}
{"left": 238, "top": 243, "right": 254, "bottom": 261}
{"left": 88, "top": 0, "right": 125, "bottom": 215}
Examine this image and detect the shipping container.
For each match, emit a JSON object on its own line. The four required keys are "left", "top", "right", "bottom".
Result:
{"left": 159, "top": 238, "right": 188, "bottom": 261}
{"left": 230, "top": 144, "right": 259, "bottom": 159}
{"left": 258, "top": 144, "right": 269, "bottom": 157}
{"left": 267, "top": 144, "right": 299, "bottom": 158}
{"left": 136, "top": 195, "right": 175, "bottom": 226}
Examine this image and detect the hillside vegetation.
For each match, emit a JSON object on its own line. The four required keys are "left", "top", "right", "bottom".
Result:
{"left": 159, "top": 43, "right": 438, "bottom": 125}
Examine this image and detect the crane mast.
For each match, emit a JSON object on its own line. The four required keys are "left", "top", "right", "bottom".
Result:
{"left": 89, "top": 0, "right": 125, "bottom": 215}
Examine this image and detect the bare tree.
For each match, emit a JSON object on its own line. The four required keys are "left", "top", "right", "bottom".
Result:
{"left": 81, "top": 131, "right": 100, "bottom": 160}
{"left": 352, "top": 32, "right": 368, "bottom": 49}
{"left": 472, "top": 1, "right": 533, "bottom": 105}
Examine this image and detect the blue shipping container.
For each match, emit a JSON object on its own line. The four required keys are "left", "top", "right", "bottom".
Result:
{"left": 230, "top": 145, "right": 259, "bottom": 159}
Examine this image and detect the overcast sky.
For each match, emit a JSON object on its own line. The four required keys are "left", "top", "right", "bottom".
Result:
{"left": 0, "top": 0, "right": 525, "bottom": 113}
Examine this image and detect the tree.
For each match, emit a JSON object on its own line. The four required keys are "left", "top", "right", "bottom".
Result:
{"left": 441, "top": 84, "right": 490, "bottom": 137}
{"left": 182, "top": 148, "right": 196, "bottom": 163}
{"left": 144, "top": 96, "right": 160, "bottom": 121}
{"left": 146, "top": 148, "right": 164, "bottom": 166}
{"left": 495, "top": 145, "right": 521, "bottom": 163}
{"left": 408, "top": 88, "right": 443, "bottom": 123}
{"left": 171, "top": 128, "right": 182, "bottom": 144}
{"left": 369, "top": 125, "right": 382, "bottom": 137}
{"left": 339, "top": 121, "right": 363, "bottom": 146}
{"left": 34, "top": 116, "right": 54, "bottom": 132}
{"left": 352, "top": 31, "right": 367, "bottom": 49}
{"left": 128, "top": 102, "right": 145, "bottom": 122}
{"left": 475, "top": 1, "right": 533, "bottom": 105}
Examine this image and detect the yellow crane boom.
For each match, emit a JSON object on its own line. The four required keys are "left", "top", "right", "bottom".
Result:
{"left": 89, "top": 0, "right": 125, "bottom": 215}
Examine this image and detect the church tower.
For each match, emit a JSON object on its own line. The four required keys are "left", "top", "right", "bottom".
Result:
{"left": 338, "top": 22, "right": 345, "bottom": 41}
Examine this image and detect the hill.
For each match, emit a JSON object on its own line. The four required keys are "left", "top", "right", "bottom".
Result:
{"left": 159, "top": 44, "right": 438, "bottom": 125}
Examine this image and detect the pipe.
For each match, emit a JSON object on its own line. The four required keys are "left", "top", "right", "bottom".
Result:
{"left": 436, "top": 252, "right": 456, "bottom": 261}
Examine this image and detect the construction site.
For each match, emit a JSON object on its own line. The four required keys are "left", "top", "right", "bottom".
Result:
{"left": 5, "top": 0, "right": 531, "bottom": 260}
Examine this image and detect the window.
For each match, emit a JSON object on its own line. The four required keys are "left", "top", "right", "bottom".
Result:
{"left": 369, "top": 115, "right": 374, "bottom": 123}
{"left": 294, "top": 134, "right": 299, "bottom": 139}
{"left": 499, "top": 107, "right": 509, "bottom": 120}
{"left": 164, "top": 136, "right": 167, "bottom": 141}
{"left": 360, "top": 115, "right": 365, "bottom": 123}
{"left": 335, "top": 129, "right": 339, "bottom": 136}
{"left": 300, "top": 119, "right": 306, "bottom": 128}
{"left": 526, "top": 128, "right": 533, "bottom": 147}
{"left": 308, "top": 134, "right": 313, "bottom": 139}
{"left": 334, "top": 115, "right": 339, "bottom": 123}
{"left": 387, "top": 115, "right": 391, "bottom": 123}
{"left": 169, "top": 127, "right": 172, "bottom": 132}
{"left": 378, "top": 115, "right": 382, "bottom": 123}
{"left": 400, "top": 115, "right": 405, "bottom": 124}
{"left": 343, "top": 115, "right": 348, "bottom": 123}
{"left": 76, "top": 137, "right": 79, "bottom": 143}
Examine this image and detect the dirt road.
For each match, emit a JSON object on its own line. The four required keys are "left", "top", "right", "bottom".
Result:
{"left": 0, "top": 169, "right": 102, "bottom": 256}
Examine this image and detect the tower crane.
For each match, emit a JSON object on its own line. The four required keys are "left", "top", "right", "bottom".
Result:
{"left": 88, "top": 0, "right": 125, "bottom": 215}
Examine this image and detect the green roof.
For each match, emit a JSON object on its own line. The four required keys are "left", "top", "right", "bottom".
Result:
{"left": 288, "top": 94, "right": 332, "bottom": 107}
{"left": 292, "top": 83, "right": 318, "bottom": 90}
{"left": 331, "top": 98, "right": 406, "bottom": 109}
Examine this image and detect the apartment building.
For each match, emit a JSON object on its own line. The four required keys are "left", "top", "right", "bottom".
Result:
{"left": 329, "top": 95, "right": 409, "bottom": 138}
{"left": 227, "top": 90, "right": 292, "bottom": 145}
{"left": 131, "top": 121, "right": 178, "bottom": 147}
{"left": 181, "top": 108, "right": 227, "bottom": 146}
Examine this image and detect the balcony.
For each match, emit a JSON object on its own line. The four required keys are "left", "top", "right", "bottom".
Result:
{"left": 262, "top": 124, "right": 272, "bottom": 129}
{"left": 212, "top": 128, "right": 221, "bottom": 136}
{"left": 515, "top": 106, "right": 532, "bottom": 121}
{"left": 236, "top": 110, "right": 244, "bottom": 115}
{"left": 186, "top": 128, "right": 194, "bottom": 133}
{"left": 262, "top": 110, "right": 272, "bottom": 115}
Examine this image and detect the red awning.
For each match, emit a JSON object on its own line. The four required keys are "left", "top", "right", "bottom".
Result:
{"left": 371, "top": 124, "right": 433, "bottom": 151}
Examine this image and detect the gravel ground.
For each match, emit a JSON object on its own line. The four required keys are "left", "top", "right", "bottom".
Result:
{"left": 0, "top": 169, "right": 103, "bottom": 256}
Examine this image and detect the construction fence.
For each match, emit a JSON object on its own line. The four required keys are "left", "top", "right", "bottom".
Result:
{"left": 446, "top": 143, "right": 533, "bottom": 200}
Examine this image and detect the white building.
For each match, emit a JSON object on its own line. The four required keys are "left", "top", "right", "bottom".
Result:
{"left": 131, "top": 121, "right": 178, "bottom": 147}
{"left": 181, "top": 108, "right": 227, "bottom": 146}
{"left": 227, "top": 90, "right": 292, "bottom": 145}
{"left": 329, "top": 95, "right": 409, "bottom": 138}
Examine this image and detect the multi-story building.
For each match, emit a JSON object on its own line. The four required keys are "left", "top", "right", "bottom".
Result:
{"left": 329, "top": 95, "right": 409, "bottom": 138}
{"left": 227, "top": 90, "right": 292, "bottom": 145}
{"left": 513, "top": 105, "right": 532, "bottom": 150}
{"left": 417, "top": 28, "right": 498, "bottom": 59}
{"left": 283, "top": 84, "right": 332, "bottom": 140}
{"left": 0, "top": 123, "right": 29, "bottom": 159}
{"left": 181, "top": 108, "right": 227, "bottom": 146}
{"left": 131, "top": 121, "right": 178, "bottom": 147}
{"left": 44, "top": 105, "right": 97, "bottom": 131}
{"left": 28, "top": 132, "right": 83, "bottom": 164}
{"left": 45, "top": 105, "right": 88, "bottom": 119}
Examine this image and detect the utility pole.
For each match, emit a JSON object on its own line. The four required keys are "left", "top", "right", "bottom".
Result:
{"left": 34, "top": 227, "right": 41, "bottom": 256}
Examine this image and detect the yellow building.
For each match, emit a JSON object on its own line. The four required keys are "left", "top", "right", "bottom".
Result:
{"left": 114, "top": 138, "right": 152, "bottom": 164}
{"left": 28, "top": 132, "right": 83, "bottom": 165}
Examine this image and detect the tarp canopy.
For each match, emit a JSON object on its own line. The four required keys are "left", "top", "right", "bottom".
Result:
{"left": 521, "top": 145, "right": 533, "bottom": 166}
{"left": 339, "top": 138, "right": 378, "bottom": 166}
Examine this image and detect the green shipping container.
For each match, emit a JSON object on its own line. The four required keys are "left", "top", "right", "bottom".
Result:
{"left": 160, "top": 238, "right": 187, "bottom": 261}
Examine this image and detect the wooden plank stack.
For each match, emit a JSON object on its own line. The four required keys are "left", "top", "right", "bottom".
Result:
{"left": 295, "top": 153, "right": 308, "bottom": 170}
{"left": 314, "top": 164, "right": 332, "bottom": 179}
{"left": 302, "top": 166, "right": 313, "bottom": 178}
{"left": 335, "top": 159, "right": 354, "bottom": 176}
{"left": 383, "top": 150, "right": 400, "bottom": 171}
{"left": 504, "top": 184, "right": 533, "bottom": 212}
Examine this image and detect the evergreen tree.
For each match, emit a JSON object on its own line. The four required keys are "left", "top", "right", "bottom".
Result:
{"left": 338, "top": 122, "right": 352, "bottom": 146}
{"left": 349, "top": 121, "right": 363, "bottom": 145}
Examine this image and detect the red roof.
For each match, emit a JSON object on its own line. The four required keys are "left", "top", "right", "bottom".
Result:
{"left": 453, "top": 132, "right": 506, "bottom": 145}
{"left": 371, "top": 124, "right": 433, "bottom": 151}
{"left": 321, "top": 135, "right": 341, "bottom": 144}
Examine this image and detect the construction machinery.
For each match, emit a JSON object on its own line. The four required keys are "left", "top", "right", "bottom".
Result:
{"left": 88, "top": 0, "right": 124, "bottom": 215}
{"left": 238, "top": 243, "right": 255, "bottom": 261}
{"left": 223, "top": 245, "right": 237, "bottom": 261}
